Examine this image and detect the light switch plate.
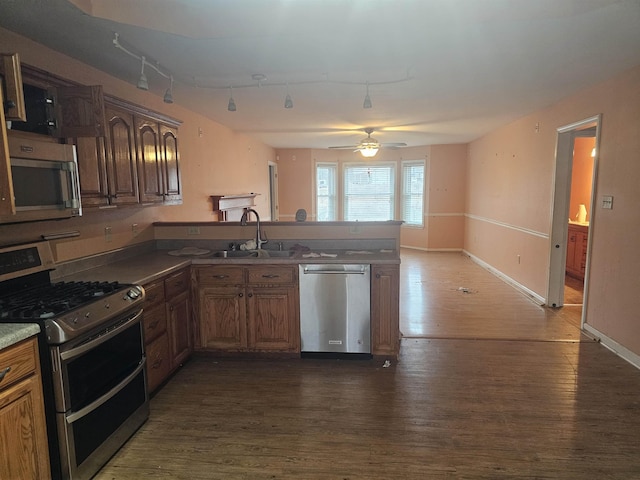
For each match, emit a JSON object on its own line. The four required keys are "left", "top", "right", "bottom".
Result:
{"left": 602, "top": 195, "right": 613, "bottom": 209}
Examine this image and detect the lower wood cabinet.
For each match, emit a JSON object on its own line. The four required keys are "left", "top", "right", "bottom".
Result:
{"left": 371, "top": 264, "right": 400, "bottom": 357}
{"left": 143, "top": 267, "right": 192, "bottom": 393}
{"left": 0, "top": 337, "right": 51, "bottom": 480}
{"left": 566, "top": 223, "right": 588, "bottom": 280}
{"left": 194, "top": 265, "right": 300, "bottom": 353}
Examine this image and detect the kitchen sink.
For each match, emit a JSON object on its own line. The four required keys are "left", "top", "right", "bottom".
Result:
{"left": 211, "top": 250, "right": 294, "bottom": 258}
{"left": 212, "top": 250, "right": 258, "bottom": 258}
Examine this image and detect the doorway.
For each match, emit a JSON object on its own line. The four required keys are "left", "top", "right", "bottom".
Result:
{"left": 547, "top": 115, "right": 600, "bottom": 324}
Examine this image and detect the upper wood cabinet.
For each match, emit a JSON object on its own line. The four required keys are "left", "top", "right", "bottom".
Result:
{"left": 0, "top": 84, "right": 15, "bottom": 217}
{"left": 136, "top": 116, "right": 181, "bottom": 205}
{"left": 11, "top": 63, "right": 182, "bottom": 210}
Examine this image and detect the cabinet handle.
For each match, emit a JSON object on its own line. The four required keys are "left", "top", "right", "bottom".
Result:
{"left": 0, "top": 366, "right": 11, "bottom": 383}
{"left": 376, "top": 273, "right": 381, "bottom": 279}
{"left": 213, "top": 275, "right": 229, "bottom": 279}
{"left": 173, "top": 280, "right": 184, "bottom": 287}
{"left": 152, "top": 358, "right": 163, "bottom": 369}
{"left": 261, "top": 274, "right": 280, "bottom": 279}
{"left": 239, "top": 293, "right": 244, "bottom": 298}
{"left": 248, "top": 293, "right": 253, "bottom": 298}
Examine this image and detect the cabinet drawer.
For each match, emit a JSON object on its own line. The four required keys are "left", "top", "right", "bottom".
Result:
{"left": 146, "top": 332, "right": 171, "bottom": 393}
{"left": 143, "top": 303, "right": 167, "bottom": 344}
{"left": 0, "top": 338, "right": 37, "bottom": 391}
{"left": 165, "top": 268, "right": 189, "bottom": 297}
{"left": 144, "top": 281, "right": 166, "bottom": 308}
{"left": 197, "top": 266, "right": 244, "bottom": 285}
{"left": 247, "top": 265, "right": 295, "bottom": 284}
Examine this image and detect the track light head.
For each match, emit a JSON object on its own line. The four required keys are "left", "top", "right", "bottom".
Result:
{"left": 363, "top": 83, "right": 372, "bottom": 109}
{"left": 137, "top": 56, "right": 149, "bottom": 91}
{"left": 284, "top": 93, "right": 293, "bottom": 109}
{"left": 163, "top": 76, "right": 174, "bottom": 103}
{"left": 228, "top": 87, "right": 237, "bottom": 111}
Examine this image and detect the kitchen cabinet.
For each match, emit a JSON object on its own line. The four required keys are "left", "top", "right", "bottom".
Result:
{"left": 136, "top": 116, "right": 182, "bottom": 205}
{"left": 371, "top": 264, "right": 400, "bottom": 357}
{"left": 0, "top": 84, "right": 14, "bottom": 217}
{"left": 566, "top": 223, "right": 588, "bottom": 280}
{"left": 143, "top": 267, "right": 192, "bottom": 394}
{"left": 194, "top": 265, "right": 300, "bottom": 353}
{"left": 0, "top": 337, "right": 51, "bottom": 480}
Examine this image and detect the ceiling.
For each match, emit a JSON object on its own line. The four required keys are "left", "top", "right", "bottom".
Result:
{"left": 1, "top": 0, "right": 640, "bottom": 150}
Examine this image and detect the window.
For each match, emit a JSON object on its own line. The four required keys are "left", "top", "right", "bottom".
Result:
{"left": 344, "top": 164, "right": 395, "bottom": 221}
{"left": 401, "top": 161, "right": 425, "bottom": 226}
{"left": 316, "top": 163, "right": 337, "bottom": 221}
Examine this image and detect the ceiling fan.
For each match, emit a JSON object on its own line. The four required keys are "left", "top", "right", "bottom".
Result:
{"left": 328, "top": 128, "right": 407, "bottom": 157}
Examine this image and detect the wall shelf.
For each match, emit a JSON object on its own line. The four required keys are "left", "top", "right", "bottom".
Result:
{"left": 210, "top": 193, "right": 258, "bottom": 221}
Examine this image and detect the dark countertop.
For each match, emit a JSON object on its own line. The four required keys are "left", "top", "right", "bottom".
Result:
{"left": 57, "top": 249, "right": 399, "bottom": 286}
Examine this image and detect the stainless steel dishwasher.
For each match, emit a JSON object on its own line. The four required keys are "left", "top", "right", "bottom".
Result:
{"left": 299, "top": 264, "right": 371, "bottom": 357}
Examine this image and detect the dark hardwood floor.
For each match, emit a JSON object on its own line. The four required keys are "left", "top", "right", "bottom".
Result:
{"left": 94, "top": 251, "right": 640, "bottom": 479}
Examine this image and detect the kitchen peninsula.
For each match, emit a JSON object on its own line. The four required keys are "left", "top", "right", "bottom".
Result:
{"left": 55, "top": 221, "right": 402, "bottom": 364}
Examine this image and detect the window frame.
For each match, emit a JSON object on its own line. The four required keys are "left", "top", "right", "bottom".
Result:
{"left": 342, "top": 162, "right": 396, "bottom": 222}
{"left": 401, "top": 160, "right": 425, "bottom": 227}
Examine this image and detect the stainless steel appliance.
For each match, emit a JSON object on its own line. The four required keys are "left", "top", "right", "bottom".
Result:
{"left": 299, "top": 264, "right": 371, "bottom": 357}
{"left": 0, "top": 135, "right": 81, "bottom": 225}
{"left": 0, "top": 241, "right": 147, "bottom": 480}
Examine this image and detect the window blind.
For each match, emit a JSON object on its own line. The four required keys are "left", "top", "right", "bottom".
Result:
{"left": 316, "top": 163, "right": 337, "bottom": 221}
{"left": 344, "top": 164, "right": 395, "bottom": 221}
{"left": 401, "top": 161, "right": 424, "bottom": 226}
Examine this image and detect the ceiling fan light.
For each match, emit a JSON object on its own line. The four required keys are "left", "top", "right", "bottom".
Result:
{"left": 359, "top": 146, "right": 379, "bottom": 158}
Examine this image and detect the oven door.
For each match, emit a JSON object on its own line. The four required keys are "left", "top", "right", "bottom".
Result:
{"left": 52, "top": 309, "right": 149, "bottom": 480}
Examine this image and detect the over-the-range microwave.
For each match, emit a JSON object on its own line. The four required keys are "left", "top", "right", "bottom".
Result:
{"left": 1, "top": 134, "right": 82, "bottom": 224}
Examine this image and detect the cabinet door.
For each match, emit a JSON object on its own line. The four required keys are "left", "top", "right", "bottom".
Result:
{"left": 104, "top": 105, "right": 139, "bottom": 205}
{"left": 74, "top": 135, "right": 109, "bottom": 207}
{"left": 247, "top": 285, "right": 299, "bottom": 351}
{"left": 371, "top": 264, "right": 400, "bottom": 357}
{"left": 146, "top": 332, "right": 171, "bottom": 394}
{"left": 52, "top": 85, "right": 106, "bottom": 138}
{"left": 0, "top": 84, "right": 15, "bottom": 217}
{"left": 168, "top": 290, "right": 192, "bottom": 368}
{"left": 199, "top": 286, "right": 247, "bottom": 350}
{"left": 160, "top": 124, "right": 182, "bottom": 204}
{"left": 0, "top": 339, "right": 51, "bottom": 480}
{"left": 136, "top": 117, "right": 164, "bottom": 204}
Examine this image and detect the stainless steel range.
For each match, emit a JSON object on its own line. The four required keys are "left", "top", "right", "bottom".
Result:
{"left": 0, "top": 241, "right": 148, "bottom": 480}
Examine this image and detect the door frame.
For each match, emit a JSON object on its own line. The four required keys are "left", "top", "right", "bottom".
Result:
{"left": 547, "top": 114, "right": 601, "bottom": 322}
{"left": 268, "top": 161, "right": 279, "bottom": 221}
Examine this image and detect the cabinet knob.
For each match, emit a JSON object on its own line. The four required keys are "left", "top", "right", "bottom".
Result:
{"left": 376, "top": 273, "right": 381, "bottom": 279}
{"left": 248, "top": 293, "right": 253, "bottom": 298}
{"left": 239, "top": 293, "right": 243, "bottom": 298}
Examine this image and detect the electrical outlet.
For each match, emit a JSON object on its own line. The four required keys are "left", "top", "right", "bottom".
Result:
{"left": 132, "top": 223, "right": 139, "bottom": 237}
{"left": 601, "top": 195, "right": 613, "bottom": 209}
{"left": 104, "top": 226, "right": 112, "bottom": 242}
{"left": 187, "top": 226, "right": 201, "bottom": 235}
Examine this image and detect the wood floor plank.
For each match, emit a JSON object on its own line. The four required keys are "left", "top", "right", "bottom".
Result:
{"left": 94, "top": 251, "right": 640, "bottom": 479}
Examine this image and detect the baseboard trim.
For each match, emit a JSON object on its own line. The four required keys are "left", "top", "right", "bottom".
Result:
{"left": 399, "top": 245, "right": 463, "bottom": 252}
{"left": 463, "top": 250, "right": 546, "bottom": 305}
{"left": 583, "top": 324, "right": 640, "bottom": 370}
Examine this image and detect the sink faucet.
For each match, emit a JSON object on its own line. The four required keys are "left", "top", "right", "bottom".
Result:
{"left": 240, "top": 208, "right": 268, "bottom": 250}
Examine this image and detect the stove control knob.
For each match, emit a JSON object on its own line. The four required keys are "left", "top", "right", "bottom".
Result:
{"left": 126, "top": 286, "right": 143, "bottom": 300}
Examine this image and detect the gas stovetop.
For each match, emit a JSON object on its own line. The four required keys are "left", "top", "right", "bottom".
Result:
{"left": 0, "top": 241, "right": 145, "bottom": 344}
{"left": 0, "top": 280, "right": 124, "bottom": 321}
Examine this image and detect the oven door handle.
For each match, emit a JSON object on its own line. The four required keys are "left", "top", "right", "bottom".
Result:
{"left": 65, "top": 358, "right": 146, "bottom": 424}
{"left": 60, "top": 308, "right": 143, "bottom": 362}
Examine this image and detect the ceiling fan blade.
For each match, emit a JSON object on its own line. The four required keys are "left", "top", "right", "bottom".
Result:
{"left": 381, "top": 142, "right": 407, "bottom": 147}
{"left": 328, "top": 145, "right": 359, "bottom": 149}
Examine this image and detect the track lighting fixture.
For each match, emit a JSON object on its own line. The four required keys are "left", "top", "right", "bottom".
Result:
{"left": 137, "top": 56, "right": 149, "bottom": 91}
{"left": 284, "top": 84, "right": 293, "bottom": 109}
{"left": 163, "top": 76, "right": 174, "bottom": 104}
{"left": 363, "top": 82, "right": 372, "bottom": 109}
{"left": 227, "top": 87, "right": 237, "bottom": 112}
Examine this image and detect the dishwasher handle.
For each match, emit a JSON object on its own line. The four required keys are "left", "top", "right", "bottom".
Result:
{"left": 302, "top": 266, "right": 368, "bottom": 275}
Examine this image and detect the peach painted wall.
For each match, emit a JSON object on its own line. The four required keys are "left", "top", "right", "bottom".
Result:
{"left": 0, "top": 27, "right": 275, "bottom": 262}
{"left": 466, "top": 63, "right": 640, "bottom": 357}
{"left": 569, "top": 137, "right": 595, "bottom": 222}
{"left": 276, "top": 145, "right": 466, "bottom": 250}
